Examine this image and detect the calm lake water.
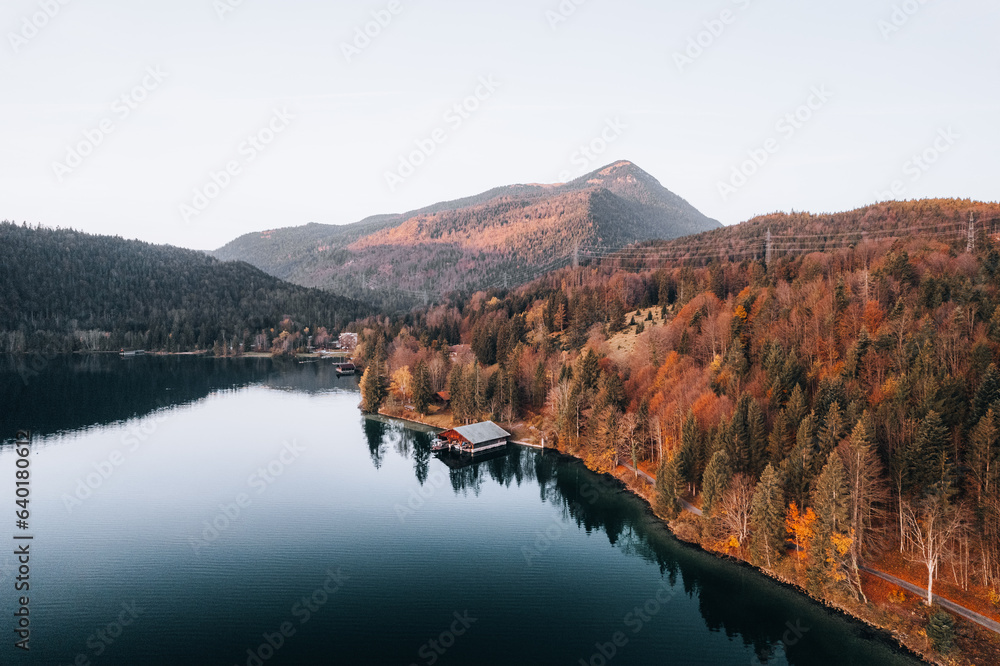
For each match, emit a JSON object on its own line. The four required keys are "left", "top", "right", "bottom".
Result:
{"left": 0, "top": 356, "right": 922, "bottom": 665}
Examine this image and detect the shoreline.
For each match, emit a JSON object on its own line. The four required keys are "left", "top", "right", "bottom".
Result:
{"left": 374, "top": 407, "right": 937, "bottom": 665}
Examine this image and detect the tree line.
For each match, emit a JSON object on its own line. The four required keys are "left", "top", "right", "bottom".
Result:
{"left": 352, "top": 200, "right": 1000, "bottom": 658}
{"left": 0, "top": 222, "right": 369, "bottom": 353}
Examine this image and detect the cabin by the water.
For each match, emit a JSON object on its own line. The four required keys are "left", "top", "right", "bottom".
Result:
{"left": 432, "top": 421, "right": 511, "bottom": 456}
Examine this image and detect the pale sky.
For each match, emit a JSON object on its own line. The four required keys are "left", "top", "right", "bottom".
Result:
{"left": 1, "top": 0, "right": 997, "bottom": 251}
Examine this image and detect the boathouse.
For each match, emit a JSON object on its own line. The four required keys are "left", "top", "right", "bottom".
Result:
{"left": 437, "top": 421, "right": 511, "bottom": 454}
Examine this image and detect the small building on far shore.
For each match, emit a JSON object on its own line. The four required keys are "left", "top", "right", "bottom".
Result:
{"left": 437, "top": 421, "right": 510, "bottom": 455}
{"left": 339, "top": 332, "right": 358, "bottom": 350}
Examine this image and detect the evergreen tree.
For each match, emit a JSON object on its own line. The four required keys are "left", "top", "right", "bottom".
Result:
{"left": 785, "top": 385, "right": 809, "bottom": 430}
{"left": 532, "top": 361, "right": 548, "bottom": 408}
{"left": 815, "top": 401, "right": 845, "bottom": 474}
{"left": 926, "top": 609, "right": 955, "bottom": 655}
{"left": 972, "top": 364, "right": 1000, "bottom": 426}
{"left": 579, "top": 349, "right": 600, "bottom": 392}
{"left": 725, "top": 395, "right": 752, "bottom": 475}
{"left": 750, "top": 463, "right": 785, "bottom": 569}
{"left": 969, "top": 408, "right": 999, "bottom": 506}
{"left": 767, "top": 410, "right": 792, "bottom": 465}
{"left": 747, "top": 398, "right": 768, "bottom": 478}
{"left": 810, "top": 453, "right": 853, "bottom": 595}
{"left": 840, "top": 418, "right": 887, "bottom": 598}
{"left": 784, "top": 412, "right": 816, "bottom": 509}
{"left": 908, "top": 410, "right": 954, "bottom": 494}
{"left": 678, "top": 412, "right": 700, "bottom": 494}
{"left": 702, "top": 450, "right": 733, "bottom": 516}
{"left": 601, "top": 370, "right": 628, "bottom": 413}
{"left": 449, "top": 364, "right": 467, "bottom": 423}
{"left": 412, "top": 360, "right": 432, "bottom": 415}
{"left": 360, "top": 362, "right": 388, "bottom": 414}
{"left": 656, "top": 454, "right": 682, "bottom": 519}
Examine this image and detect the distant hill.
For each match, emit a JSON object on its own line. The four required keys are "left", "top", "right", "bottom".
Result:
{"left": 213, "top": 161, "right": 721, "bottom": 305}
{"left": 0, "top": 222, "right": 368, "bottom": 353}
{"left": 599, "top": 199, "right": 1000, "bottom": 269}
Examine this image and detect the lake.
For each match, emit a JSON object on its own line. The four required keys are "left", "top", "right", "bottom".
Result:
{"left": 0, "top": 356, "right": 922, "bottom": 665}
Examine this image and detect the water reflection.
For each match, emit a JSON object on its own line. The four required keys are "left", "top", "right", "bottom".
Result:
{"left": 0, "top": 354, "right": 356, "bottom": 441}
{"left": 0, "top": 356, "right": 919, "bottom": 665}
{"left": 370, "top": 417, "right": 918, "bottom": 666}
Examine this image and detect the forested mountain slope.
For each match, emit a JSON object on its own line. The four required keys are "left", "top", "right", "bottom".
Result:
{"left": 0, "top": 222, "right": 368, "bottom": 353}
{"left": 349, "top": 197, "right": 1000, "bottom": 662}
{"left": 213, "top": 161, "right": 720, "bottom": 307}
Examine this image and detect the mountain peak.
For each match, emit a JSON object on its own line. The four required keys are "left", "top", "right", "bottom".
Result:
{"left": 214, "top": 161, "right": 719, "bottom": 302}
{"left": 570, "top": 160, "right": 659, "bottom": 187}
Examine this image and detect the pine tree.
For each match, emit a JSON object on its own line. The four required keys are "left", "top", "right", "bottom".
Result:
{"left": 579, "top": 349, "right": 600, "bottom": 392}
{"left": 810, "top": 453, "right": 853, "bottom": 595}
{"left": 725, "top": 395, "right": 752, "bottom": 476}
{"left": 969, "top": 408, "right": 999, "bottom": 507}
{"left": 767, "top": 410, "right": 792, "bottom": 465}
{"left": 678, "top": 412, "right": 700, "bottom": 494}
{"left": 750, "top": 463, "right": 785, "bottom": 569}
{"left": 360, "top": 362, "right": 388, "bottom": 414}
{"left": 747, "top": 398, "right": 768, "bottom": 478}
{"left": 601, "top": 370, "right": 628, "bottom": 413}
{"left": 815, "top": 401, "right": 845, "bottom": 475}
{"left": 656, "top": 454, "right": 682, "bottom": 519}
{"left": 532, "top": 361, "right": 548, "bottom": 408}
{"left": 973, "top": 365, "right": 1000, "bottom": 426}
{"left": 412, "top": 360, "right": 432, "bottom": 415}
{"left": 926, "top": 609, "right": 955, "bottom": 655}
{"left": 785, "top": 384, "right": 808, "bottom": 428}
{"left": 466, "top": 363, "right": 484, "bottom": 421}
{"left": 449, "top": 364, "right": 467, "bottom": 423}
{"left": 839, "top": 418, "right": 887, "bottom": 600}
{"left": 910, "top": 410, "right": 954, "bottom": 494}
{"left": 702, "top": 450, "right": 732, "bottom": 516}
{"left": 784, "top": 412, "right": 816, "bottom": 509}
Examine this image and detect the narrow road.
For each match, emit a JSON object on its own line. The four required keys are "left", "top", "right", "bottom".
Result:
{"left": 622, "top": 462, "right": 998, "bottom": 635}
{"left": 859, "top": 565, "right": 1000, "bottom": 635}
{"left": 620, "top": 463, "right": 702, "bottom": 516}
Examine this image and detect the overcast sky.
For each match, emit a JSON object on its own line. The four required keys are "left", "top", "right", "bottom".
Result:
{"left": 1, "top": 0, "right": 997, "bottom": 251}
